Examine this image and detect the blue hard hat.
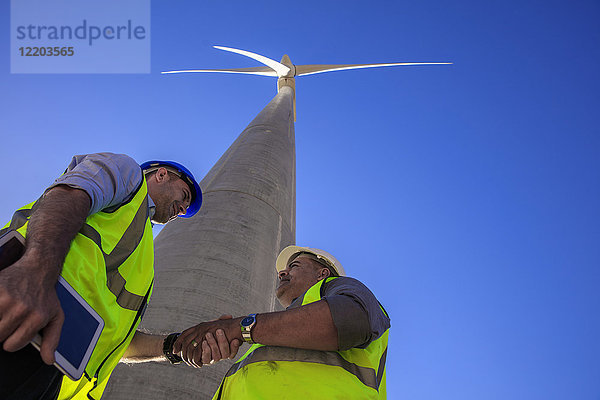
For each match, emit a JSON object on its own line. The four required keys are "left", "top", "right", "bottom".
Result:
{"left": 140, "top": 160, "right": 202, "bottom": 218}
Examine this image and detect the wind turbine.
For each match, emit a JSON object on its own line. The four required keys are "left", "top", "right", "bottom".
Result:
{"left": 104, "top": 46, "right": 450, "bottom": 400}
{"left": 163, "top": 45, "right": 452, "bottom": 120}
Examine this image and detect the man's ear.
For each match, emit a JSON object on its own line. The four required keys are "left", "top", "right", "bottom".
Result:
{"left": 155, "top": 167, "right": 169, "bottom": 183}
{"left": 317, "top": 268, "right": 331, "bottom": 281}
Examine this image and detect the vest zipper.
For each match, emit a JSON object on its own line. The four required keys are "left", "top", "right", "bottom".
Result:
{"left": 85, "top": 280, "right": 153, "bottom": 399}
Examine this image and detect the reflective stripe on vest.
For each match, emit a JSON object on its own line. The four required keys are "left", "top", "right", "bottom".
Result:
{"left": 224, "top": 345, "right": 384, "bottom": 391}
{"left": 2, "top": 178, "right": 154, "bottom": 400}
{"left": 78, "top": 194, "right": 149, "bottom": 311}
{"left": 214, "top": 277, "right": 389, "bottom": 400}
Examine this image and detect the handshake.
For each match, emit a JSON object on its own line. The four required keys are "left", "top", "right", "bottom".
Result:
{"left": 170, "top": 314, "right": 246, "bottom": 368}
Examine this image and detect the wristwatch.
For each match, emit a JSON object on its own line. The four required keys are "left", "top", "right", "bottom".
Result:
{"left": 163, "top": 332, "right": 183, "bottom": 364}
{"left": 240, "top": 313, "right": 258, "bottom": 344}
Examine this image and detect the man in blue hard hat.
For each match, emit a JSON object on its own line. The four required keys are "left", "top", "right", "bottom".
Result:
{"left": 140, "top": 159, "right": 202, "bottom": 224}
{"left": 0, "top": 152, "right": 204, "bottom": 399}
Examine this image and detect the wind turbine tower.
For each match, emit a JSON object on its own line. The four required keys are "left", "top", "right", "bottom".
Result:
{"left": 104, "top": 46, "right": 450, "bottom": 399}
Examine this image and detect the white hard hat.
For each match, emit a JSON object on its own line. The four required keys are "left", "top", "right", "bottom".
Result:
{"left": 276, "top": 246, "right": 346, "bottom": 277}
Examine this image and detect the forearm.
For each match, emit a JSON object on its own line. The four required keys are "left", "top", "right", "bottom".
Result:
{"left": 0, "top": 185, "right": 90, "bottom": 362}
{"left": 121, "top": 331, "right": 167, "bottom": 363}
{"left": 252, "top": 300, "right": 338, "bottom": 351}
{"left": 219, "top": 301, "right": 339, "bottom": 350}
{"left": 24, "top": 185, "right": 91, "bottom": 283}
{"left": 174, "top": 301, "right": 339, "bottom": 364}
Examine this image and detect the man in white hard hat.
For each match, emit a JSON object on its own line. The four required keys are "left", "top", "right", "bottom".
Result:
{"left": 169, "top": 245, "right": 391, "bottom": 399}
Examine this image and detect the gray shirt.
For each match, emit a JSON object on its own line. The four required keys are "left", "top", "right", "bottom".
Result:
{"left": 48, "top": 153, "right": 155, "bottom": 218}
{"left": 288, "top": 277, "right": 391, "bottom": 351}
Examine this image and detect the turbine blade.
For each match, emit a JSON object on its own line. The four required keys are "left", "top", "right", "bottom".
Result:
{"left": 296, "top": 62, "right": 452, "bottom": 76}
{"left": 161, "top": 66, "right": 277, "bottom": 77}
{"left": 213, "top": 45, "right": 291, "bottom": 77}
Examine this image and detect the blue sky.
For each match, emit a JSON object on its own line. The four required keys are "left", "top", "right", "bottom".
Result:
{"left": 2, "top": 1, "right": 600, "bottom": 398}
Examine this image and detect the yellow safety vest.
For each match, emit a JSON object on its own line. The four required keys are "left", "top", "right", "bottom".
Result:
{"left": 1, "top": 178, "right": 154, "bottom": 400}
{"left": 213, "top": 277, "right": 389, "bottom": 399}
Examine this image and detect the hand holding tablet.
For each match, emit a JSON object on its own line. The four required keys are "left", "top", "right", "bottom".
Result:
{"left": 0, "top": 230, "right": 104, "bottom": 381}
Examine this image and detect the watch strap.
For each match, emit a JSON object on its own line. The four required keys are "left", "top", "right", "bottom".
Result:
{"left": 163, "top": 332, "right": 183, "bottom": 364}
{"left": 241, "top": 313, "right": 257, "bottom": 344}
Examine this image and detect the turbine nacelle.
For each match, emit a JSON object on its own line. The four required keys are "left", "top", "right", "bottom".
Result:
{"left": 279, "top": 54, "right": 296, "bottom": 78}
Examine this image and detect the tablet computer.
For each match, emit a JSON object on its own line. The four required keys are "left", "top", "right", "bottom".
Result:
{"left": 0, "top": 229, "right": 25, "bottom": 271}
{"left": 0, "top": 230, "right": 105, "bottom": 381}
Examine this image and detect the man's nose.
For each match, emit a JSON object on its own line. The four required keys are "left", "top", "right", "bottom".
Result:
{"left": 178, "top": 203, "right": 186, "bottom": 216}
{"left": 278, "top": 270, "right": 288, "bottom": 279}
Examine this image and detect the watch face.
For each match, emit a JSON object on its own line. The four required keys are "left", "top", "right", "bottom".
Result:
{"left": 241, "top": 316, "right": 255, "bottom": 327}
